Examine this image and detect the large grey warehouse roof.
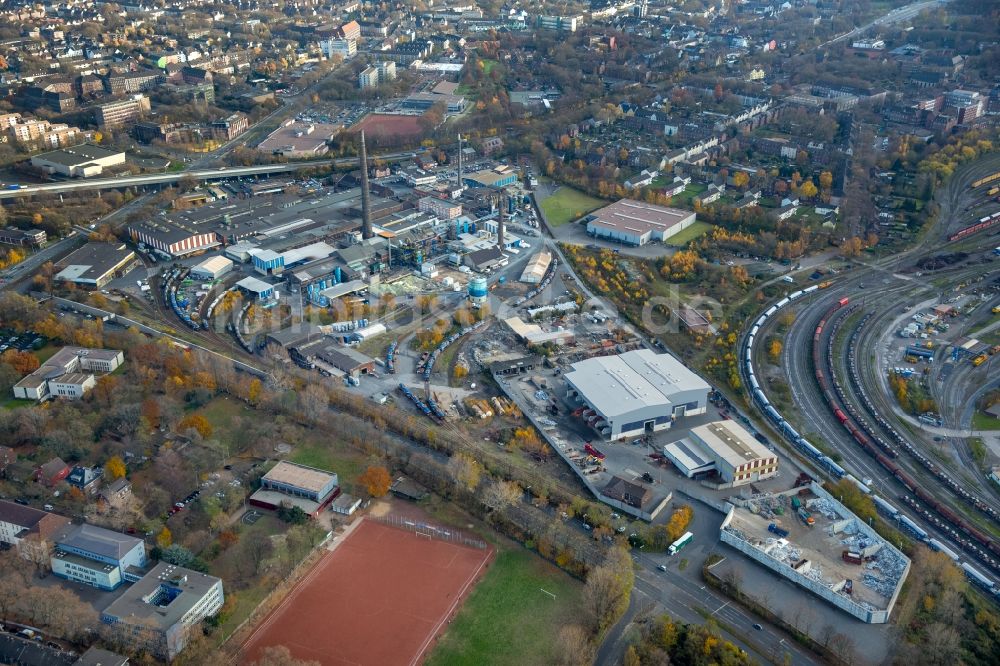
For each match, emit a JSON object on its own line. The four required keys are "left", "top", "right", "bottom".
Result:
{"left": 564, "top": 349, "right": 710, "bottom": 419}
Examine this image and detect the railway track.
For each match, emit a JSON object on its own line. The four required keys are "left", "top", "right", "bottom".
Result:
{"left": 818, "top": 304, "right": 1000, "bottom": 575}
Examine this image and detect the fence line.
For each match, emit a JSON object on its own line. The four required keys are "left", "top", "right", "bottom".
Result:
{"left": 369, "top": 514, "right": 487, "bottom": 550}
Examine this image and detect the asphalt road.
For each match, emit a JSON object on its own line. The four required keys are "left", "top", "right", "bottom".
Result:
{"left": 0, "top": 151, "right": 425, "bottom": 199}
{"left": 819, "top": 0, "right": 949, "bottom": 47}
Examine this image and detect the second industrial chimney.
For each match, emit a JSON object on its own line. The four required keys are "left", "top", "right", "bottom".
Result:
{"left": 497, "top": 194, "right": 506, "bottom": 251}
{"left": 359, "top": 130, "right": 373, "bottom": 240}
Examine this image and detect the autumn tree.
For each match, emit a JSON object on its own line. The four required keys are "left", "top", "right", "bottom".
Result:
{"left": 839, "top": 236, "right": 864, "bottom": 257}
{"left": 156, "top": 527, "right": 173, "bottom": 549}
{"left": 799, "top": 179, "right": 818, "bottom": 199}
{"left": 177, "top": 413, "right": 213, "bottom": 438}
{"left": 359, "top": 465, "right": 392, "bottom": 497}
{"left": 768, "top": 338, "right": 783, "bottom": 364}
{"left": 102, "top": 454, "right": 126, "bottom": 480}
{"left": 583, "top": 547, "right": 634, "bottom": 632}
{"left": 140, "top": 397, "right": 161, "bottom": 428}
{"left": 665, "top": 505, "right": 693, "bottom": 543}
{"left": 446, "top": 453, "right": 482, "bottom": 492}
{"left": 819, "top": 170, "right": 833, "bottom": 191}
{"left": 1, "top": 349, "right": 39, "bottom": 376}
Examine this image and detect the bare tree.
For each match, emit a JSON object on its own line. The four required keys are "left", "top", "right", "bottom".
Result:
{"left": 922, "top": 623, "right": 961, "bottom": 666}
{"left": 481, "top": 479, "right": 522, "bottom": 512}
{"left": 582, "top": 547, "right": 633, "bottom": 632}
{"left": 446, "top": 452, "right": 482, "bottom": 492}
{"left": 554, "top": 625, "right": 594, "bottom": 666}
{"left": 298, "top": 385, "right": 329, "bottom": 423}
{"left": 240, "top": 530, "right": 275, "bottom": 577}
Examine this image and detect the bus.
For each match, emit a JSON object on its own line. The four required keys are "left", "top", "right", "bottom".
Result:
{"left": 668, "top": 532, "right": 694, "bottom": 556}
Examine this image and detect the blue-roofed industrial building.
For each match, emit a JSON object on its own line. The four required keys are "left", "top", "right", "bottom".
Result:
{"left": 50, "top": 523, "right": 147, "bottom": 590}
{"left": 235, "top": 276, "right": 277, "bottom": 303}
{"left": 462, "top": 167, "right": 518, "bottom": 189}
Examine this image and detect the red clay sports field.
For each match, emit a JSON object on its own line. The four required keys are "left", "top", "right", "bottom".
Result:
{"left": 240, "top": 519, "right": 493, "bottom": 666}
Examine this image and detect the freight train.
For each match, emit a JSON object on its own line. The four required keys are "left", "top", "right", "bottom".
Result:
{"left": 948, "top": 210, "right": 1000, "bottom": 242}
{"left": 743, "top": 284, "right": 847, "bottom": 477}
{"left": 971, "top": 172, "right": 1000, "bottom": 189}
{"left": 812, "top": 301, "right": 1000, "bottom": 574}
{"left": 746, "top": 288, "right": 1000, "bottom": 589}
{"left": 422, "top": 320, "right": 488, "bottom": 381}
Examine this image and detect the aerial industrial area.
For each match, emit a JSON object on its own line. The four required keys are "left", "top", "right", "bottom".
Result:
{"left": 0, "top": 0, "right": 996, "bottom": 665}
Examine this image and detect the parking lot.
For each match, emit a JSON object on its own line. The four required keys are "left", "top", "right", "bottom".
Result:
{"left": 0, "top": 328, "right": 47, "bottom": 355}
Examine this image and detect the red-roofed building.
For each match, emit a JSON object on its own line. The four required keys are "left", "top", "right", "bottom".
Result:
{"left": 36, "top": 457, "right": 70, "bottom": 486}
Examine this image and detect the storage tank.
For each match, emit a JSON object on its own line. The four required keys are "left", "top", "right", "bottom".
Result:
{"left": 468, "top": 276, "right": 488, "bottom": 304}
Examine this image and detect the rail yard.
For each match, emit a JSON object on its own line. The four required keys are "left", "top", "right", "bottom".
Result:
{"left": 744, "top": 157, "right": 1000, "bottom": 603}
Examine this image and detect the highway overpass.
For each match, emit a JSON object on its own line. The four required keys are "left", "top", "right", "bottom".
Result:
{"left": 0, "top": 150, "right": 418, "bottom": 199}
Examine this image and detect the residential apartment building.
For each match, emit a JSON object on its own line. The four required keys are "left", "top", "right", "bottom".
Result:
{"left": 105, "top": 69, "right": 162, "bottom": 95}
{"left": 210, "top": 112, "right": 249, "bottom": 141}
{"left": 0, "top": 500, "right": 70, "bottom": 563}
{"left": 322, "top": 38, "right": 357, "bottom": 59}
{"left": 537, "top": 15, "right": 580, "bottom": 32}
{"left": 358, "top": 66, "right": 380, "bottom": 90}
{"left": 94, "top": 95, "right": 151, "bottom": 129}
{"left": 0, "top": 113, "right": 84, "bottom": 149}
{"left": 358, "top": 61, "right": 397, "bottom": 89}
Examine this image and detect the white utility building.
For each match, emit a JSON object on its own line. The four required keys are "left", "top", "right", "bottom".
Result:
{"left": 190, "top": 255, "right": 234, "bottom": 280}
{"left": 664, "top": 420, "right": 778, "bottom": 486}
{"left": 563, "top": 349, "right": 709, "bottom": 441}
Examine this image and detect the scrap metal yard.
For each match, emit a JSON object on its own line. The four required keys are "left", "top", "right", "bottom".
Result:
{"left": 721, "top": 482, "right": 909, "bottom": 623}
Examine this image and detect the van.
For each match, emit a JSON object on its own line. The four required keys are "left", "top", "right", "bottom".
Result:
{"left": 43, "top": 504, "right": 54, "bottom": 511}
{"left": 781, "top": 275, "right": 795, "bottom": 283}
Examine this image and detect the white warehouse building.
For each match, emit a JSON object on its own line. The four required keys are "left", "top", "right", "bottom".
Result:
{"left": 663, "top": 420, "right": 778, "bottom": 487}
{"left": 563, "top": 349, "right": 710, "bottom": 441}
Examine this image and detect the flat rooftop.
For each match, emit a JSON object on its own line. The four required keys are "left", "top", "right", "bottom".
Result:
{"left": 723, "top": 486, "right": 908, "bottom": 613}
{"left": 258, "top": 120, "right": 341, "bottom": 154}
{"left": 564, "top": 349, "right": 710, "bottom": 419}
{"left": 693, "top": 420, "right": 772, "bottom": 468}
{"left": 32, "top": 144, "right": 123, "bottom": 167}
{"left": 263, "top": 460, "right": 337, "bottom": 495}
{"left": 55, "top": 242, "right": 134, "bottom": 283}
{"left": 249, "top": 488, "right": 324, "bottom": 515}
{"left": 152, "top": 187, "right": 363, "bottom": 244}
{"left": 55, "top": 523, "right": 142, "bottom": 561}
{"left": 588, "top": 199, "right": 694, "bottom": 236}
{"left": 101, "top": 562, "right": 221, "bottom": 630}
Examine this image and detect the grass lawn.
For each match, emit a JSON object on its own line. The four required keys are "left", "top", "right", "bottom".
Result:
{"left": 666, "top": 221, "right": 713, "bottom": 246}
{"left": 972, "top": 412, "right": 1000, "bottom": 431}
{"left": 481, "top": 59, "right": 499, "bottom": 75}
{"left": 34, "top": 344, "right": 60, "bottom": 363}
{"left": 0, "top": 395, "right": 24, "bottom": 410}
{"left": 205, "top": 511, "right": 288, "bottom": 642}
{"left": 287, "top": 434, "right": 368, "bottom": 490}
{"left": 670, "top": 183, "right": 707, "bottom": 208}
{"left": 197, "top": 396, "right": 248, "bottom": 451}
{"left": 538, "top": 187, "right": 603, "bottom": 227}
{"left": 426, "top": 547, "right": 585, "bottom": 666}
